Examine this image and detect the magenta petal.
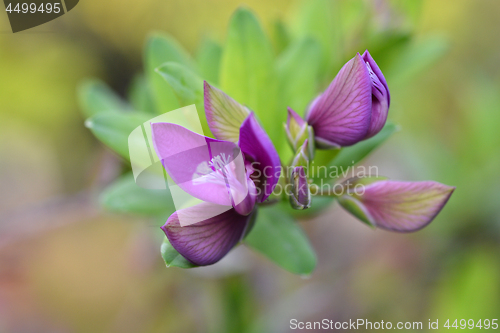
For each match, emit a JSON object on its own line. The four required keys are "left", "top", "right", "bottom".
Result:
{"left": 151, "top": 122, "right": 250, "bottom": 207}
{"left": 361, "top": 50, "right": 390, "bottom": 105}
{"left": 341, "top": 180, "right": 455, "bottom": 232}
{"left": 361, "top": 50, "right": 390, "bottom": 138}
{"left": 162, "top": 204, "right": 254, "bottom": 266}
{"left": 306, "top": 53, "right": 372, "bottom": 147}
{"left": 238, "top": 113, "right": 281, "bottom": 202}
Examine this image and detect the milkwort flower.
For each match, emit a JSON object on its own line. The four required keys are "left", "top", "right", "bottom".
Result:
{"left": 305, "top": 50, "right": 390, "bottom": 148}
{"left": 151, "top": 82, "right": 280, "bottom": 266}
{"left": 284, "top": 51, "right": 454, "bottom": 232}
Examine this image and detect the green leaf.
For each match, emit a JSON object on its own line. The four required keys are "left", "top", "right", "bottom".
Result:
{"left": 156, "top": 62, "right": 203, "bottom": 105}
{"left": 366, "top": 31, "right": 412, "bottom": 67}
{"left": 128, "top": 74, "right": 156, "bottom": 114}
{"left": 78, "top": 79, "right": 131, "bottom": 118}
{"left": 196, "top": 38, "right": 222, "bottom": 84}
{"left": 383, "top": 35, "right": 449, "bottom": 84}
{"left": 272, "top": 18, "right": 290, "bottom": 55}
{"left": 293, "top": 0, "right": 340, "bottom": 79}
{"left": 245, "top": 206, "right": 316, "bottom": 275}
{"left": 156, "top": 62, "right": 212, "bottom": 137}
{"left": 145, "top": 33, "right": 195, "bottom": 114}
{"left": 312, "top": 122, "right": 398, "bottom": 183}
{"left": 220, "top": 8, "right": 280, "bottom": 147}
{"left": 161, "top": 237, "right": 198, "bottom": 269}
{"left": 85, "top": 110, "right": 152, "bottom": 159}
{"left": 331, "top": 122, "right": 398, "bottom": 170}
{"left": 100, "top": 172, "right": 176, "bottom": 216}
{"left": 276, "top": 36, "right": 321, "bottom": 115}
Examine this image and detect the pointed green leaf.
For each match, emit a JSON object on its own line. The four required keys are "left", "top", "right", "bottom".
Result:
{"left": 330, "top": 122, "right": 398, "bottom": 170}
{"left": 220, "top": 8, "right": 280, "bottom": 146}
{"left": 196, "top": 38, "right": 222, "bottom": 84}
{"left": 100, "top": 172, "right": 175, "bottom": 216}
{"left": 145, "top": 33, "right": 195, "bottom": 114}
{"left": 156, "top": 62, "right": 203, "bottom": 105}
{"left": 383, "top": 35, "right": 449, "bottom": 84}
{"left": 272, "top": 18, "right": 290, "bottom": 55}
{"left": 78, "top": 79, "right": 131, "bottom": 118}
{"left": 155, "top": 62, "right": 212, "bottom": 136}
{"left": 85, "top": 110, "right": 151, "bottom": 159}
{"left": 276, "top": 36, "right": 321, "bottom": 115}
{"left": 161, "top": 237, "right": 198, "bottom": 269}
{"left": 245, "top": 206, "right": 316, "bottom": 275}
{"left": 128, "top": 74, "right": 156, "bottom": 114}
{"left": 292, "top": 0, "right": 340, "bottom": 78}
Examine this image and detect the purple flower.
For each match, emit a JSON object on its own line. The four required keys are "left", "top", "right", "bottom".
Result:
{"left": 305, "top": 50, "right": 390, "bottom": 148}
{"left": 338, "top": 178, "right": 455, "bottom": 232}
{"left": 151, "top": 84, "right": 280, "bottom": 266}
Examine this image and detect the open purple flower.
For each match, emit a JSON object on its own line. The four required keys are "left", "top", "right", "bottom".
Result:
{"left": 305, "top": 50, "right": 390, "bottom": 148}
{"left": 151, "top": 83, "right": 280, "bottom": 266}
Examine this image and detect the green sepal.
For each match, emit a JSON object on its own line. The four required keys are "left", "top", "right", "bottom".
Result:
{"left": 161, "top": 237, "right": 198, "bottom": 269}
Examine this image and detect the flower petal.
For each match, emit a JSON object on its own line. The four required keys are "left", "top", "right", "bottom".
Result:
{"left": 238, "top": 113, "right": 281, "bottom": 202}
{"left": 339, "top": 180, "right": 455, "bottom": 232}
{"left": 204, "top": 81, "right": 250, "bottom": 142}
{"left": 151, "top": 122, "right": 251, "bottom": 208}
{"left": 306, "top": 53, "right": 372, "bottom": 148}
{"left": 162, "top": 203, "right": 254, "bottom": 266}
{"left": 362, "top": 50, "right": 390, "bottom": 105}
{"left": 361, "top": 50, "right": 390, "bottom": 138}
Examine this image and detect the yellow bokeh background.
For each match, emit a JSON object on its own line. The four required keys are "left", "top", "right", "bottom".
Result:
{"left": 1, "top": 1, "right": 499, "bottom": 332}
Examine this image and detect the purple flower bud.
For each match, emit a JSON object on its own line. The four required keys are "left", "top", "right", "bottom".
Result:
{"left": 285, "top": 107, "right": 315, "bottom": 156}
{"left": 306, "top": 51, "right": 390, "bottom": 148}
{"left": 338, "top": 178, "right": 455, "bottom": 232}
{"left": 291, "top": 139, "right": 312, "bottom": 168}
{"left": 289, "top": 166, "right": 311, "bottom": 210}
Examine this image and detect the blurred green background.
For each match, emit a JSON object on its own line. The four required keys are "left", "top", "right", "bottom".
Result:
{"left": 1, "top": 0, "right": 499, "bottom": 332}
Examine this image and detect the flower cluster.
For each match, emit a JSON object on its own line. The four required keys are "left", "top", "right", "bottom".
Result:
{"left": 151, "top": 51, "right": 454, "bottom": 267}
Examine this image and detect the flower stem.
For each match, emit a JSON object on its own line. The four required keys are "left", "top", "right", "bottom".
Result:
{"left": 309, "top": 184, "right": 343, "bottom": 197}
